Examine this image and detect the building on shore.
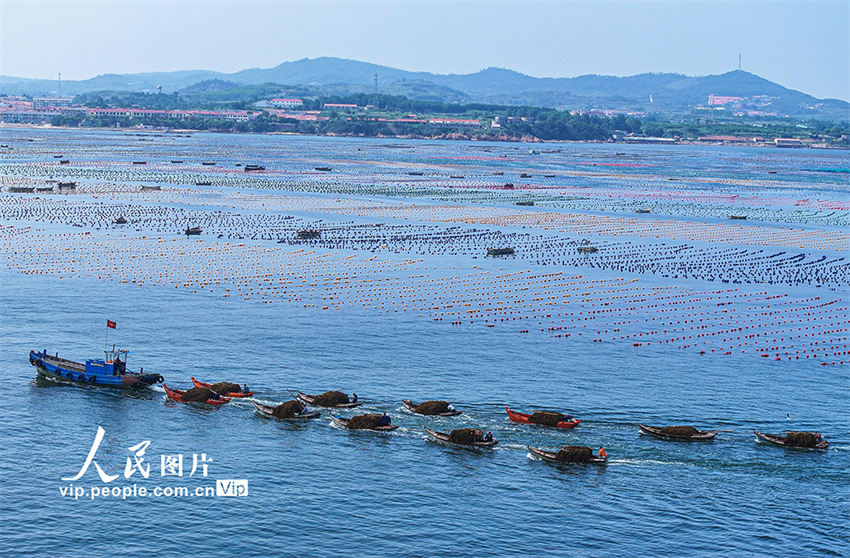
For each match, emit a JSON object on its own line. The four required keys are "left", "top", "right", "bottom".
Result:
{"left": 33, "top": 97, "right": 74, "bottom": 109}
{"left": 269, "top": 98, "right": 303, "bottom": 109}
{"left": 428, "top": 118, "right": 481, "bottom": 127}
{"left": 774, "top": 138, "right": 807, "bottom": 148}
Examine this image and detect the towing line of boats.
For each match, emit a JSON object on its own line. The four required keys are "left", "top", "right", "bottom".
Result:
{"left": 29, "top": 349, "right": 831, "bottom": 464}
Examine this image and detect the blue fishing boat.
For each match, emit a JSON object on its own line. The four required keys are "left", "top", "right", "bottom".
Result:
{"left": 29, "top": 347, "right": 164, "bottom": 389}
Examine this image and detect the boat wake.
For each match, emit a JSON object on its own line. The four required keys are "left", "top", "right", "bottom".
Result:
{"left": 607, "top": 458, "right": 689, "bottom": 467}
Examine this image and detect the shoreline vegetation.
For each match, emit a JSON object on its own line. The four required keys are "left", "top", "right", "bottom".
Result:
{"left": 4, "top": 90, "right": 848, "bottom": 146}
{"left": 6, "top": 121, "right": 849, "bottom": 150}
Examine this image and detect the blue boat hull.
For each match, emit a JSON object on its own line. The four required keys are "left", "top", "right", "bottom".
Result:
{"left": 30, "top": 351, "right": 162, "bottom": 389}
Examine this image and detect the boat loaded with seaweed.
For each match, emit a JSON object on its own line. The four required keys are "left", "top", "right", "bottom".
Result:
{"left": 297, "top": 390, "right": 362, "bottom": 408}
{"left": 402, "top": 399, "right": 462, "bottom": 416}
{"left": 639, "top": 424, "right": 718, "bottom": 441}
{"left": 329, "top": 413, "right": 399, "bottom": 431}
{"left": 253, "top": 400, "right": 321, "bottom": 420}
{"left": 425, "top": 427, "right": 497, "bottom": 448}
{"left": 191, "top": 377, "right": 254, "bottom": 397}
{"left": 754, "top": 430, "right": 828, "bottom": 450}
{"left": 506, "top": 407, "right": 581, "bottom": 429}
{"left": 528, "top": 445, "right": 608, "bottom": 465}
{"left": 164, "top": 385, "right": 230, "bottom": 406}
{"left": 30, "top": 347, "right": 164, "bottom": 389}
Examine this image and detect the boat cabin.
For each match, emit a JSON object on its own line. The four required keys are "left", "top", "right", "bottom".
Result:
{"left": 86, "top": 348, "right": 131, "bottom": 376}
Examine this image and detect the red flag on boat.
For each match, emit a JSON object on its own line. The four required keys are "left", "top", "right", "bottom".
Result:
{"left": 106, "top": 320, "right": 117, "bottom": 329}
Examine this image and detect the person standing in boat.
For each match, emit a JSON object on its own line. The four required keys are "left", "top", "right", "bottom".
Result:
{"left": 598, "top": 447, "right": 608, "bottom": 459}
{"left": 484, "top": 431, "right": 494, "bottom": 443}
{"left": 242, "top": 384, "right": 249, "bottom": 394}
{"left": 379, "top": 413, "right": 390, "bottom": 426}
{"left": 352, "top": 392, "right": 358, "bottom": 403}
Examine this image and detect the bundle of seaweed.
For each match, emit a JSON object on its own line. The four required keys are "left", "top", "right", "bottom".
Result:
{"left": 448, "top": 428, "right": 482, "bottom": 444}
{"left": 209, "top": 381, "right": 241, "bottom": 394}
{"left": 556, "top": 446, "right": 594, "bottom": 463}
{"left": 346, "top": 414, "right": 383, "bottom": 430}
{"left": 272, "top": 400, "right": 305, "bottom": 419}
{"left": 658, "top": 426, "right": 699, "bottom": 438}
{"left": 181, "top": 387, "right": 216, "bottom": 402}
{"left": 784, "top": 431, "right": 820, "bottom": 448}
{"left": 312, "top": 391, "right": 350, "bottom": 407}
{"left": 529, "top": 411, "right": 569, "bottom": 427}
{"left": 415, "top": 400, "right": 450, "bottom": 415}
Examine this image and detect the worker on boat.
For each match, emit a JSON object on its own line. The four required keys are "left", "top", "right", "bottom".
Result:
{"left": 598, "top": 447, "right": 608, "bottom": 459}
{"left": 484, "top": 431, "right": 493, "bottom": 443}
{"left": 352, "top": 392, "right": 358, "bottom": 403}
{"left": 242, "top": 384, "right": 249, "bottom": 393}
{"left": 447, "top": 403, "right": 456, "bottom": 412}
{"left": 379, "top": 413, "right": 391, "bottom": 426}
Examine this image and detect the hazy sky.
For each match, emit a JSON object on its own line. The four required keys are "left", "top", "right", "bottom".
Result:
{"left": 1, "top": 0, "right": 848, "bottom": 100}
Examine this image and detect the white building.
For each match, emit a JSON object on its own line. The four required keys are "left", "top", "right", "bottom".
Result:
{"left": 33, "top": 97, "right": 74, "bottom": 109}
{"left": 269, "top": 98, "right": 303, "bottom": 109}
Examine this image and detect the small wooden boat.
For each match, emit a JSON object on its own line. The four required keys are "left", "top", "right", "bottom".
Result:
{"left": 314, "top": 166, "right": 332, "bottom": 171}
{"left": 516, "top": 201, "right": 534, "bottom": 206}
{"left": 635, "top": 208, "right": 651, "bottom": 214}
{"left": 754, "top": 430, "right": 828, "bottom": 450}
{"left": 140, "top": 185, "right": 161, "bottom": 191}
{"left": 520, "top": 173, "right": 531, "bottom": 178}
{"left": 402, "top": 399, "right": 462, "bottom": 417}
{"left": 184, "top": 226, "right": 202, "bottom": 236}
{"left": 424, "top": 427, "right": 496, "bottom": 448}
{"left": 252, "top": 400, "right": 320, "bottom": 420}
{"left": 170, "top": 160, "right": 184, "bottom": 163}
{"left": 329, "top": 414, "right": 398, "bottom": 431}
{"left": 639, "top": 424, "right": 718, "bottom": 441}
{"left": 195, "top": 181, "right": 212, "bottom": 186}
{"left": 201, "top": 161, "right": 216, "bottom": 166}
{"left": 296, "top": 390, "right": 362, "bottom": 408}
{"left": 191, "top": 377, "right": 254, "bottom": 398}
{"left": 244, "top": 164, "right": 265, "bottom": 171}
{"left": 487, "top": 247, "right": 515, "bottom": 257}
{"left": 528, "top": 446, "right": 607, "bottom": 465}
{"left": 502, "top": 183, "right": 514, "bottom": 189}
{"left": 132, "top": 161, "right": 147, "bottom": 165}
{"left": 296, "top": 229, "right": 321, "bottom": 239}
{"left": 114, "top": 216, "right": 128, "bottom": 224}
{"left": 577, "top": 246, "right": 599, "bottom": 254}
{"left": 728, "top": 214, "right": 748, "bottom": 220}
{"left": 505, "top": 407, "right": 581, "bottom": 429}
{"left": 164, "top": 385, "right": 229, "bottom": 406}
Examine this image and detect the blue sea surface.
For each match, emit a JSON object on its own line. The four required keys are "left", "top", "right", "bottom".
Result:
{"left": 0, "top": 129, "right": 848, "bottom": 557}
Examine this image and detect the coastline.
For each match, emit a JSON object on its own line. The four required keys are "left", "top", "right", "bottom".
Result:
{"left": 1, "top": 122, "right": 847, "bottom": 150}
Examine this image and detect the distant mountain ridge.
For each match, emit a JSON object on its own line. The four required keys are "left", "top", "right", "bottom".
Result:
{"left": 2, "top": 57, "right": 847, "bottom": 119}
